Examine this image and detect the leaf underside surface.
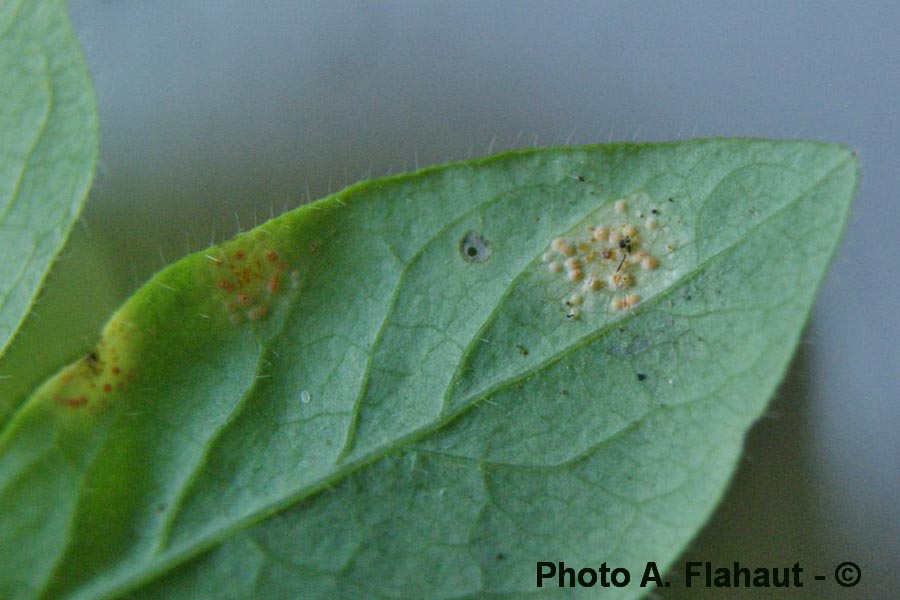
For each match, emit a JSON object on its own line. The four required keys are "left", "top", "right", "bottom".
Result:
{"left": 0, "top": 139, "right": 856, "bottom": 599}
{"left": 0, "top": 0, "right": 98, "bottom": 372}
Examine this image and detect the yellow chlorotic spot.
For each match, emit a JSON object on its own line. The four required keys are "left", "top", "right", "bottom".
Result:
{"left": 615, "top": 199, "right": 627, "bottom": 213}
{"left": 645, "top": 218, "right": 659, "bottom": 230}
{"left": 548, "top": 261, "right": 563, "bottom": 273}
{"left": 567, "top": 269, "right": 584, "bottom": 282}
{"left": 44, "top": 320, "right": 139, "bottom": 412}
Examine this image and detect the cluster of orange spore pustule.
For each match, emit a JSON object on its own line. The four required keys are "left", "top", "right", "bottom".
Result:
{"left": 54, "top": 332, "right": 133, "bottom": 409}
{"left": 212, "top": 246, "right": 290, "bottom": 323}
{"left": 542, "top": 199, "right": 664, "bottom": 319}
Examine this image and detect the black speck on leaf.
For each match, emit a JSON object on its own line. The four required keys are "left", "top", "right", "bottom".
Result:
{"left": 459, "top": 231, "right": 492, "bottom": 263}
{"left": 637, "top": 373, "right": 647, "bottom": 381}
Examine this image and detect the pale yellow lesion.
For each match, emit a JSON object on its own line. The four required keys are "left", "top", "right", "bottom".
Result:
{"left": 39, "top": 313, "right": 139, "bottom": 412}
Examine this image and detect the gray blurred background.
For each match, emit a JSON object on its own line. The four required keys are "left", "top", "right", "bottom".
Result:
{"left": 12, "top": 1, "right": 900, "bottom": 597}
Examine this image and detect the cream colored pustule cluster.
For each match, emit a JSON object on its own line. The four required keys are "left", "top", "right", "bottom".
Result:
{"left": 542, "top": 199, "right": 665, "bottom": 319}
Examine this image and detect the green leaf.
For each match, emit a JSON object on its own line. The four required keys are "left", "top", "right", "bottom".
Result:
{"left": 0, "top": 0, "right": 98, "bottom": 365}
{"left": 0, "top": 139, "right": 856, "bottom": 599}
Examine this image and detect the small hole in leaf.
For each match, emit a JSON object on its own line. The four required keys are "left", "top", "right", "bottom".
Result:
{"left": 459, "top": 231, "right": 492, "bottom": 263}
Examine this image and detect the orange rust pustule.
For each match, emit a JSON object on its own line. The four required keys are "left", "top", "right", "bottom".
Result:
{"left": 50, "top": 361, "right": 126, "bottom": 410}
{"left": 248, "top": 305, "right": 268, "bottom": 320}
{"left": 57, "top": 395, "right": 89, "bottom": 408}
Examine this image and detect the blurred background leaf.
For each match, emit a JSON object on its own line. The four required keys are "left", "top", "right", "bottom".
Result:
{"left": 0, "top": 0, "right": 97, "bottom": 383}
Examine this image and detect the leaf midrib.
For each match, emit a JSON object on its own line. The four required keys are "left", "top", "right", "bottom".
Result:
{"left": 335, "top": 178, "right": 553, "bottom": 462}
